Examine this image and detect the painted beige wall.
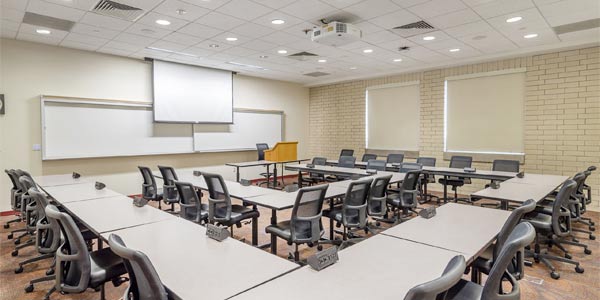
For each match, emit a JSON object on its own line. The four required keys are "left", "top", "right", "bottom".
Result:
{"left": 0, "top": 38, "right": 309, "bottom": 211}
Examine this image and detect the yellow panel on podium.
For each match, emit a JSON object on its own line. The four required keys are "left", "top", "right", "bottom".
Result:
{"left": 264, "top": 142, "right": 298, "bottom": 162}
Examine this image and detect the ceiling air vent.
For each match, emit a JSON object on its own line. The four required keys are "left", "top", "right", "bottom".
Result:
{"left": 393, "top": 20, "right": 435, "bottom": 38}
{"left": 553, "top": 18, "right": 600, "bottom": 35}
{"left": 288, "top": 51, "right": 319, "bottom": 61}
{"left": 304, "top": 71, "right": 330, "bottom": 77}
{"left": 22, "top": 12, "right": 75, "bottom": 31}
{"left": 92, "top": 0, "right": 145, "bottom": 22}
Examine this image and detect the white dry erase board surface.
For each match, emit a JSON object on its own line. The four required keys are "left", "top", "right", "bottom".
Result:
{"left": 41, "top": 96, "right": 284, "bottom": 160}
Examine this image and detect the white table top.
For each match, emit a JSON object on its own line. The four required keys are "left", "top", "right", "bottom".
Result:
{"left": 231, "top": 234, "right": 463, "bottom": 300}
{"left": 422, "top": 166, "right": 516, "bottom": 179}
{"left": 504, "top": 174, "right": 568, "bottom": 187}
{"left": 471, "top": 181, "right": 559, "bottom": 203}
{"left": 287, "top": 163, "right": 371, "bottom": 176}
{"left": 243, "top": 185, "right": 348, "bottom": 210}
{"left": 102, "top": 218, "right": 299, "bottom": 300}
{"left": 61, "top": 195, "right": 175, "bottom": 234}
{"left": 176, "top": 173, "right": 279, "bottom": 199}
{"left": 34, "top": 174, "right": 93, "bottom": 187}
{"left": 42, "top": 182, "right": 122, "bottom": 203}
{"left": 382, "top": 203, "right": 510, "bottom": 262}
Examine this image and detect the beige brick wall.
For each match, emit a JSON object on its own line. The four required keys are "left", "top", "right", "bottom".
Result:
{"left": 309, "top": 46, "right": 600, "bottom": 210}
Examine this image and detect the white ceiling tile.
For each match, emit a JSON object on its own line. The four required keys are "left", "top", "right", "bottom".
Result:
{"left": 259, "top": 31, "right": 302, "bottom": 45}
{"left": 60, "top": 40, "right": 101, "bottom": 51}
{"left": 407, "top": 0, "right": 466, "bottom": 19}
{"left": 505, "top": 26, "right": 560, "bottom": 47}
{"left": 102, "top": 40, "right": 144, "bottom": 52}
{"left": 177, "top": 22, "right": 222, "bottom": 39}
{"left": 62, "top": 32, "right": 109, "bottom": 46}
{"left": 1, "top": 19, "right": 20, "bottom": 32}
{"left": 27, "top": 0, "right": 85, "bottom": 22}
{"left": 96, "top": 46, "right": 136, "bottom": 57}
{"left": 41, "top": 0, "right": 98, "bottom": 10}
{"left": 354, "top": 21, "right": 384, "bottom": 34}
{"left": 391, "top": 0, "right": 430, "bottom": 8}
{"left": 179, "top": 46, "right": 217, "bottom": 57}
{"left": 538, "top": 0, "right": 600, "bottom": 27}
{"left": 136, "top": 12, "right": 189, "bottom": 31}
{"left": 280, "top": 0, "right": 338, "bottom": 21}
{"left": 17, "top": 31, "right": 64, "bottom": 45}
{"left": 532, "top": 0, "right": 562, "bottom": 5}
{"left": 426, "top": 9, "right": 482, "bottom": 29}
{"left": 444, "top": 20, "right": 494, "bottom": 38}
{"left": 153, "top": 0, "right": 210, "bottom": 22}
{"left": 336, "top": 40, "right": 373, "bottom": 50}
{"left": 439, "top": 45, "right": 482, "bottom": 58}
{"left": 362, "top": 30, "right": 402, "bottom": 44}
{"left": 212, "top": 31, "right": 252, "bottom": 44}
{"left": 216, "top": 0, "right": 272, "bottom": 21}
{"left": 180, "top": 0, "right": 232, "bottom": 10}
{"left": 377, "top": 38, "right": 418, "bottom": 51}
{"left": 401, "top": 45, "right": 448, "bottom": 61}
{"left": 2, "top": 0, "right": 28, "bottom": 10}
{"left": 472, "top": 0, "right": 535, "bottom": 19}
{"left": 285, "top": 38, "right": 322, "bottom": 51}
{"left": 240, "top": 38, "right": 278, "bottom": 51}
{"left": 194, "top": 11, "right": 245, "bottom": 31}
{"left": 487, "top": 8, "right": 548, "bottom": 34}
{"left": 320, "top": 0, "right": 364, "bottom": 9}
{"left": 1, "top": 7, "right": 25, "bottom": 22}
{"left": 18, "top": 22, "right": 68, "bottom": 38}
{"left": 206, "top": 52, "right": 239, "bottom": 62}
{"left": 229, "top": 22, "right": 275, "bottom": 39}
{"left": 283, "top": 21, "right": 319, "bottom": 38}
{"left": 458, "top": 29, "right": 518, "bottom": 53}
{"left": 252, "top": 10, "right": 304, "bottom": 30}
{"left": 113, "top": 32, "right": 157, "bottom": 46}
{"left": 423, "top": 38, "right": 468, "bottom": 50}
{"left": 149, "top": 39, "right": 189, "bottom": 51}
{"left": 407, "top": 30, "right": 451, "bottom": 44}
{"left": 251, "top": 0, "right": 297, "bottom": 9}
{"left": 461, "top": 0, "right": 494, "bottom": 6}
{"left": 70, "top": 23, "right": 120, "bottom": 39}
{"left": 369, "top": 9, "right": 420, "bottom": 30}
{"left": 1, "top": 29, "right": 18, "bottom": 39}
{"left": 343, "top": 0, "right": 401, "bottom": 20}
{"left": 195, "top": 38, "right": 235, "bottom": 50}
{"left": 130, "top": 48, "right": 171, "bottom": 59}
{"left": 220, "top": 46, "right": 259, "bottom": 56}
{"left": 79, "top": 12, "right": 133, "bottom": 31}
{"left": 162, "top": 31, "right": 205, "bottom": 46}
{"left": 125, "top": 23, "right": 172, "bottom": 39}
{"left": 115, "top": 0, "right": 164, "bottom": 11}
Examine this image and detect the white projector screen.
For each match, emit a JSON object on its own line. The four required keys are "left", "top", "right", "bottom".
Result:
{"left": 153, "top": 60, "right": 233, "bottom": 123}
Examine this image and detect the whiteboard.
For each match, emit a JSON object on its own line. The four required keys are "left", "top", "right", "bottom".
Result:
{"left": 42, "top": 97, "right": 194, "bottom": 160}
{"left": 193, "top": 110, "right": 283, "bottom": 152}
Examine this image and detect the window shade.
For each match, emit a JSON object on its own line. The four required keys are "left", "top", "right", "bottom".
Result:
{"left": 445, "top": 70, "right": 525, "bottom": 154}
{"left": 367, "top": 82, "right": 420, "bottom": 151}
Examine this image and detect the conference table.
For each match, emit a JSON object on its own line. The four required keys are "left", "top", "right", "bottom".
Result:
{"left": 226, "top": 159, "right": 310, "bottom": 188}
{"left": 41, "top": 182, "right": 122, "bottom": 203}
{"left": 34, "top": 174, "right": 94, "bottom": 187}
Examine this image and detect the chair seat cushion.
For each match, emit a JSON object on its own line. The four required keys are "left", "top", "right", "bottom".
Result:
{"left": 524, "top": 211, "right": 552, "bottom": 231}
{"left": 323, "top": 207, "right": 360, "bottom": 225}
{"left": 89, "top": 248, "right": 126, "bottom": 288}
{"left": 216, "top": 205, "right": 260, "bottom": 226}
{"left": 471, "top": 245, "right": 493, "bottom": 274}
{"left": 386, "top": 194, "right": 412, "bottom": 208}
{"left": 438, "top": 178, "right": 466, "bottom": 187}
{"left": 446, "top": 279, "right": 483, "bottom": 300}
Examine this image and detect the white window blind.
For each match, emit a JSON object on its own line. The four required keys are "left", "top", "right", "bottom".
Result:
{"left": 366, "top": 82, "right": 420, "bottom": 151}
{"left": 445, "top": 69, "right": 525, "bottom": 154}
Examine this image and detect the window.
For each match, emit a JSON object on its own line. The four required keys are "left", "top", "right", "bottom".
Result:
{"left": 366, "top": 82, "right": 420, "bottom": 151}
{"left": 444, "top": 69, "right": 525, "bottom": 155}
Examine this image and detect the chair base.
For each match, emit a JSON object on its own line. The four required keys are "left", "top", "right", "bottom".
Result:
{"left": 526, "top": 236, "right": 585, "bottom": 279}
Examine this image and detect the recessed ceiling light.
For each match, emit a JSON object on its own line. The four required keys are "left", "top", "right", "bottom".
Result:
{"left": 506, "top": 16, "right": 522, "bottom": 23}
{"left": 155, "top": 19, "right": 171, "bottom": 26}
{"left": 349, "top": 67, "right": 357, "bottom": 70}
{"left": 524, "top": 33, "right": 538, "bottom": 39}
{"left": 423, "top": 36, "right": 435, "bottom": 41}
{"left": 277, "top": 49, "right": 288, "bottom": 54}
{"left": 36, "top": 29, "right": 51, "bottom": 35}
{"left": 176, "top": 9, "right": 187, "bottom": 15}
{"left": 363, "top": 49, "right": 373, "bottom": 53}
{"left": 209, "top": 44, "right": 219, "bottom": 48}
{"left": 318, "top": 59, "right": 327, "bottom": 63}
{"left": 449, "top": 48, "right": 460, "bottom": 52}
{"left": 259, "top": 55, "right": 268, "bottom": 59}
{"left": 226, "top": 37, "right": 238, "bottom": 41}
{"left": 393, "top": 58, "right": 402, "bottom": 62}
{"left": 271, "top": 19, "right": 285, "bottom": 25}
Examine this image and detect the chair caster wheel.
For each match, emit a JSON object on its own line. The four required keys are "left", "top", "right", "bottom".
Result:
{"left": 550, "top": 272, "right": 560, "bottom": 279}
{"left": 575, "top": 266, "right": 584, "bottom": 273}
{"left": 375, "top": 222, "right": 381, "bottom": 226}
{"left": 7, "top": 234, "right": 13, "bottom": 239}
{"left": 287, "top": 253, "right": 294, "bottom": 260}
{"left": 14, "top": 239, "right": 20, "bottom": 245}
{"left": 46, "top": 268, "right": 55, "bottom": 276}
{"left": 4, "top": 224, "right": 9, "bottom": 229}
{"left": 14, "top": 266, "right": 23, "bottom": 274}
{"left": 317, "top": 245, "right": 323, "bottom": 251}
{"left": 565, "top": 253, "right": 572, "bottom": 259}
{"left": 590, "top": 226, "right": 595, "bottom": 232}
{"left": 584, "top": 248, "right": 592, "bottom": 255}
{"left": 534, "top": 258, "right": 540, "bottom": 263}
{"left": 589, "top": 235, "right": 595, "bottom": 240}
{"left": 24, "top": 284, "right": 34, "bottom": 293}
{"left": 11, "top": 250, "right": 18, "bottom": 257}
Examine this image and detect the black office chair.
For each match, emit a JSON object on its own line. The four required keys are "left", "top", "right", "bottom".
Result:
{"left": 323, "top": 178, "right": 372, "bottom": 249}
{"left": 577, "top": 168, "right": 596, "bottom": 232}
{"left": 366, "top": 175, "right": 392, "bottom": 230}
{"left": 327, "top": 155, "right": 356, "bottom": 182}
{"left": 266, "top": 184, "right": 328, "bottom": 262}
{"left": 474, "top": 159, "right": 520, "bottom": 208}
{"left": 138, "top": 166, "right": 164, "bottom": 209}
{"left": 438, "top": 156, "right": 472, "bottom": 203}
{"left": 387, "top": 170, "right": 421, "bottom": 223}
{"left": 388, "top": 162, "right": 423, "bottom": 195}
{"left": 361, "top": 153, "right": 377, "bottom": 162}
{"left": 203, "top": 172, "right": 260, "bottom": 238}
{"left": 256, "top": 143, "right": 275, "bottom": 187}
{"left": 446, "top": 222, "right": 536, "bottom": 300}
{"left": 582, "top": 166, "right": 596, "bottom": 211}
{"left": 339, "top": 149, "right": 354, "bottom": 158}
{"left": 300, "top": 157, "right": 327, "bottom": 186}
{"left": 567, "top": 171, "right": 596, "bottom": 240}
{"left": 416, "top": 157, "right": 439, "bottom": 203}
{"left": 404, "top": 255, "right": 466, "bottom": 300}
{"left": 108, "top": 234, "right": 170, "bottom": 300}
{"left": 6, "top": 169, "right": 31, "bottom": 241}
{"left": 45, "top": 204, "right": 127, "bottom": 300}
{"left": 470, "top": 199, "right": 536, "bottom": 284}
{"left": 366, "top": 159, "right": 387, "bottom": 171}
{"left": 4, "top": 169, "right": 23, "bottom": 229}
{"left": 157, "top": 166, "right": 179, "bottom": 213}
{"left": 386, "top": 153, "right": 404, "bottom": 165}
{"left": 174, "top": 181, "right": 208, "bottom": 224}
{"left": 524, "top": 180, "right": 585, "bottom": 279}
{"left": 12, "top": 175, "right": 39, "bottom": 256}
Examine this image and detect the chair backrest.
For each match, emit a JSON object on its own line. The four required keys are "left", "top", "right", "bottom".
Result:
{"left": 551, "top": 179, "right": 577, "bottom": 237}
{"left": 366, "top": 159, "right": 387, "bottom": 171}
{"left": 312, "top": 157, "right": 327, "bottom": 166}
{"left": 361, "top": 153, "right": 377, "bottom": 162}
{"left": 137, "top": 166, "right": 158, "bottom": 200}
{"left": 157, "top": 166, "right": 178, "bottom": 202}
{"left": 338, "top": 156, "right": 356, "bottom": 168}
{"left": 416, "top": 157, "right": 436, "bottom": 167}
{"left": 202, "top": 172, "right": 233, "bottom": 223}
{"left": 400, "top": 162, "right": 423, "bottom": 173}
{"left": 493, "top": 199, "right": 536, "bottom": 261}
{"left": 5, "top": 169, "right": 19, "bottom": 191}
{"left": 482, "top": 222, "right": 535, "bottom": 300}
{"left": 5, "top": 169, "right": 22, "bottom": 209}
{"left": 339, "top": 149, "right": 354, "bottom": 158}
{"left": 341, "top": 178, "right": 372, "bottom": 228}
{"left": 173, "top": 181, "right": 202, "bottom": 222}
{"left": 256, "top": 143, "right": 269, "bottom": 160}
{"left": 108, "top": 234, "right": 168, "bottom": 300}
{"left": 29, "top": 189, "right": 61, "bottom": 253}
{"left": 367, "top": 175, "right": 392, "bottom": 217}
{"left": 387, "top": 154, "right": 404, "bottom": 164}
{"left": 290, "top": 184, "right": 328, "bottom": 244}
{"left": 449, "top": 156, "right": 472, "bottom": 168}
{"left": 492, "top": 160, "right": 520, "bottom": 173}
{"left": 404, "top": 255, "right": 466, "bottom": 300}
{"left": 397, "top": 170, "right": 421, "bottom": 209}
{"left": 13, "top": 169, "right": 32, "bottom": 191}
{"left": 45, "top": 204, "right": 92, "bottom": 294}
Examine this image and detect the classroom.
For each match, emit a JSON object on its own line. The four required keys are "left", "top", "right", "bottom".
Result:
{"left": 0, "top": 0, "right": 599, "bottom": 299}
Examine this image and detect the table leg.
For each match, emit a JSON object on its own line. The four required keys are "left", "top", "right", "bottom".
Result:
{"left": 501, "top": 200, "right": 508, "bottom": 210}
{"left": 252, "top": 205, "right": 258, "bottom": 246}
{"left": 424, "top": 174, "right": 429, "bottom": 202}
{"left": 273, "top": 163, "right": 278, "bottom": 188}
{"left": 298, "top": 171, "right": 303, "bottom": 188}
{"left": 329, "top": 197, "right": 334, "bottom": 239}
{"left": 443, "top": 175, "right": 448, "bottom": 204}
{"left": 270, "top": 209, "right": 277, "bottom": 254}
{"left": 236, "top": 167, "right": 240, "bottom": 182}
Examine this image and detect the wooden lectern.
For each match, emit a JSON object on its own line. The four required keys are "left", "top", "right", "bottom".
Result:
{"left": 264, "top": 141, "right": 298, "bottom": 162}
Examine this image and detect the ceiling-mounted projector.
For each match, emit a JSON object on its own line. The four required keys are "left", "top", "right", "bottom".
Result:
{"left": 310, "top": 21, "right": 362, "bottom": 47}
